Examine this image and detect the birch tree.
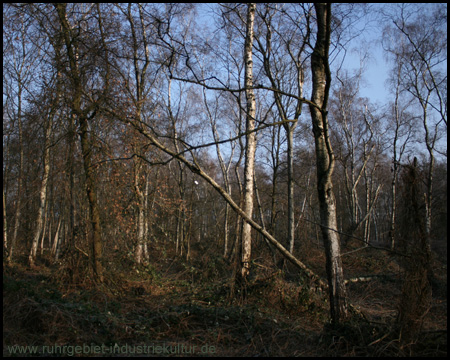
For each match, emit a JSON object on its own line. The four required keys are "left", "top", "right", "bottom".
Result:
{"left": 3, "top": 7, "right": 34, "bottom": 262}
{"left": 28, "top": 94, "right": 55, "bottom": 265}
{"left": 331, "top": 73, "right": 382, "bottom": 245}
{"left": 119, "top": 3, "right": 153, "bottom": 264}
{"left": 309, "top": 3, "right": 348, "bottom": 324}
{"left": 253, "top": 4, "right": 308, "bottom": 254}
{"left": 240, "top": 3, "right": 257, "bottom": 280}
{"left": 383, "top": 3, "right": 447, "bottom": 245}
{"left": 385, "top": 57, "right": 415, "bottom": 250}
{"left": 53, "top": 3, "right": 111, "bottom": 282}
{"left": 28, "top": 21, "right": 65, "bottom": 265}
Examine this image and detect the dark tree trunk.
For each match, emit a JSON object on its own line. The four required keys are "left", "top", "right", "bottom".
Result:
{"left": 309, "top": 3, "right": 349, "bottom": 324}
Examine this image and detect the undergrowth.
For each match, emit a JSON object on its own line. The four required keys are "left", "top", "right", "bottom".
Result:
{"left": 3, "top": 246, "right": 447, "bottom": 357}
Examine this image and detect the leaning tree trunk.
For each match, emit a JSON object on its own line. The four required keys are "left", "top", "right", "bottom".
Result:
{"left": 309, "top": 3, "right": 349, "bottom": 325}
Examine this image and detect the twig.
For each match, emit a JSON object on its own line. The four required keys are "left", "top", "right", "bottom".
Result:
{"left": 75, "top": 245, "right": 89, "bottom": 257}
{"left": 368, "top": 332, "right": 390, "bottom": 347}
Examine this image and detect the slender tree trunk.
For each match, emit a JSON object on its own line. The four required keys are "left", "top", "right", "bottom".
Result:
{"left": 177, "top": 168, "right": 186, "bottom": 256}
{"left": 309, "top": 3, "right": 349, "bottom": 324}
{"left": 8, "top": 88, "right": 23, "bottom": 263}
{"left": 269, "top": 127, "right": 280, "bottom": 237}
{"left": 67, "top": 113, "right": 76, "bottom": 251}
{"left": 258, "top": 6, "right": 302, "bottom": 253}
{"left": 128, "top": 2, "right": 151, "bottom": 264}
{"left": 143, "top": 173, "right": 150, "bottom": 262}
{"left": 363, "top": 167, "right": 371, "bottom": 245}
{"left": 52, "top": 218, "right": 62, "bottom": 258}
{"left": 79, "top": 116, "right": 104, "bottom": 281}
{"left": 229, "top": 159, "right": 244, "bottom": 263}
{"left": 29, "top": 53, "right": 62, "bottom": 265}
{"left": 207, "top": 99, "right": 234, "bottom": 258}
{"left": 39, "top": 200, "right": 48, "bottom": 255}
{"left": 223, "top": 200, "right": 230, "bottom": 257}
{"left": 286, "top": 125, "right": 296, "bottom": 253}
{"left": 29, "top": 113, "right": 52, "bottom": 266}
{"left": 423, "top": 108, "right": 434, "bottom": 245}
{"left": 240, "top": 3, "right": 257, "bottom": 281}
{"left": 390, "top": 71, "right": 402, "bottom": 249}
{"left": 3, "top": 190, "right": 7, "bottom": 256}
{"left": 3, "top": 133, "right": 11, "bottom": 257}
{"left": 134, "top": 160, "right": 145, "bottom": 264}
{"left": 390, "top": 165, "right": 398, "bottom": 249}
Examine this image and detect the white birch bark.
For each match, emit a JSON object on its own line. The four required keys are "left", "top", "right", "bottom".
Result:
{"left": 29, "top": 117, "right": 52, "bottom": 265}
{"left": 241, "top": 3, "right": 257, "bottom": 280}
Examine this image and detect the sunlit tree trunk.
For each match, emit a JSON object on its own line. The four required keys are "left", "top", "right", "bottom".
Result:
{"left": 29, "top": 40, "right": 63, "bottom": 265}
{"left": 240, "top": 3, "right": 257, "bottom": 280}
{"left": 3, "top": 190, "right": 7, "bottom": 256}
{"left": 309, "top": 3, "right": 348, "bottom": 324}
{"left": 29, "top": 111, "right": 53, "bottom": 266}
{"left": 52, "top": 218, "right": 62, "bottom": 259}
{"left": 286, "top": 124, "right": 296, "bottom": 254}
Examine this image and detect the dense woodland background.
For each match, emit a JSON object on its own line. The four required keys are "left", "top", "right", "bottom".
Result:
{"left": 3, "top": 3, "right": 447, "bottom": 357}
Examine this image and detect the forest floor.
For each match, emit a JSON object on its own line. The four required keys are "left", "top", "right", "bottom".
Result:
{"left": 3, "top": 242, "right": 447, "bottom": 357}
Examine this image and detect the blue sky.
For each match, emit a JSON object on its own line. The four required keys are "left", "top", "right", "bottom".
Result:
{"left": 197, "top": 4, "right": 390, "bottom": 105}
{"left": 194, "top": 3, "right": 446, "bottom": 160}
{"left": 333, "top": 3, "right": 390, "bottom": 106}
{"left": 343, "top": 43, "right": 388, "bottom": 105}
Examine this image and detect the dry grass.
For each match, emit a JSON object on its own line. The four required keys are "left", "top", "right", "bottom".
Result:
{"left": 3, "top": 244, "right": 447, "bottom": 357}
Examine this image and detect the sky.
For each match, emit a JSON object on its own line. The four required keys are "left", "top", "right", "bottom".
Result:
{"left": 197, "top": 4, "right": 391, "bottom": 105}
{"left": 330, "top": 3, "right": 390, "bottom": 106}
{"left": 342, "top": 39, "right": 388, "bottom": 105}
{"left": 194, "top": 4, "right": 446, "bottom": 160}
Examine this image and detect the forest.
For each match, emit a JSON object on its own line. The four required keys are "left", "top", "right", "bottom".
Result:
{"left": 3, "top": 3, "right": 447, "bottom": 357}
